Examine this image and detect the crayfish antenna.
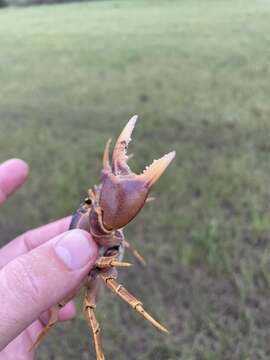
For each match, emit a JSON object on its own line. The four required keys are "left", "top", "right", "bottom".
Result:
{"left": 139, "top": 151, "right": 176, "bottom": 189}
{"left": 112, "top": 115, "right": 138, "bottom": 175}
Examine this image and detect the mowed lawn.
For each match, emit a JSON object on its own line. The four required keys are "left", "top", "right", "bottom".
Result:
{"left": 1, "top": 0, "right": 270, "bottom": 358}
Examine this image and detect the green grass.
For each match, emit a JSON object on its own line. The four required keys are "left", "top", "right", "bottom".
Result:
{"left": 1, "top": 0, "right": 270, "bottom": 358}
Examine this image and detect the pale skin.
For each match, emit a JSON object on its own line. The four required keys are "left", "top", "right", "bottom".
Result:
{"left": 0, "top": 159, "right": 98, "bottom": 359}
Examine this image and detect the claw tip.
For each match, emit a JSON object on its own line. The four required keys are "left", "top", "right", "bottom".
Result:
{"left": 166, "top": 150, "right": 176, "bottom": 161}
{"left": 127, "top": 115, "right": 138, "bottom": 135}
{"left": 140, "top": 150, "right": 176, "bottom": 188}
{"left": 130, "top": 114, "right": 138, "bottom": 123}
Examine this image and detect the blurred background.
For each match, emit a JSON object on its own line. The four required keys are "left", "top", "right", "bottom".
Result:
{"left": 1, "top": 0, "right": 270, "bottom": 359}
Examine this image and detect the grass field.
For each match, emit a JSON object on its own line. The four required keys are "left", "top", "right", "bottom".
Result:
{"left": 1, "top": 0, "right": 270, "bottom": 358}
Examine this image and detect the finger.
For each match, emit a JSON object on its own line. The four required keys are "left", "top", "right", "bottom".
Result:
{"left": 1, "top": 325, "right": 38, "bottom": 359}
{"left": 0, "top": 301, "right": 76, "bottom": 358}
{"left": 0, "top": 159, "right": 29, "bottom": 205}
{"left": 0, "top": 229, "right": 98, "bottom": 350}
{"left": 39, "top": 301, "right": 76, "bottom": 325}
{"left": 27, "top": 321, "right": 43, "bottom": 350}
{"left": 0, "top": 216, "right": 71, "bottom": 268}
{"left": 59, "top": 301, "right": 77, "bottom": 321}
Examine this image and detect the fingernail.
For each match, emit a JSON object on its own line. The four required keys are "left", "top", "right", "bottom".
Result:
{"left": 54, "top": 230, "right": 95, "bottom": 270}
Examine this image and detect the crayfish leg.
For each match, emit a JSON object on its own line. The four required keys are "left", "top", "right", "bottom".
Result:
{"left": 95, "top": 256, "right": 132, "bottom": 269}
{"left": 100, "top": 269, "right": 169, "bottom": 334}
{"left": 29, "top": 304, "right": 59, "bottom": 352}
{"left": 84, "top": 280, "right": 105, "bottom": 360}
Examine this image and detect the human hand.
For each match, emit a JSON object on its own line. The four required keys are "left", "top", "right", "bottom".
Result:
{"left": 0, "top": 159, "right": 98, "bottom": 359}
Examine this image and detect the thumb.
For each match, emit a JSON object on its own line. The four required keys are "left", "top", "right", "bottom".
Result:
{"left": 0, "top": 229, "right": 98, "bottom": 350}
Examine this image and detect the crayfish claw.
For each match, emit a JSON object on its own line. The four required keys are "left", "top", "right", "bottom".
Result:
{"left": 139, "top": 151, "right": 176, "bottom": 189}
{"left": 112, "top": 115, "right": 138, "bottom": 175}
{"left": 99, "top": 117, "right": 175, "bottom": 230}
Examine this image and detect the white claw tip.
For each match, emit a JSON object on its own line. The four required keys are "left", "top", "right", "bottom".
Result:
{"left": 128, "top": 114, "right": 138, "bottom": 128}
{"left": 116, "top": 115, "right": 138, "bottom": 146}
{"left": 166, "top": 151, "right": 176, "bottom": 161}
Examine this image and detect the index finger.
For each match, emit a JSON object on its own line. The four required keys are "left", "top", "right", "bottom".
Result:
{"left": 0, "top": 159, "right": 29, "bottom": 205}
{"left": 0, "top": 216, "right": 72, "bottom": 268}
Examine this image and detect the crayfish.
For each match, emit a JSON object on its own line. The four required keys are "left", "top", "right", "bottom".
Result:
{"left": 31, "top": 115, "right": 175, "bottom": 359}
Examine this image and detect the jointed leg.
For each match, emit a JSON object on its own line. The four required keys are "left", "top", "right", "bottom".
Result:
{"left": 29, "top": 304, "right": 59, "bottom": 352}
{"left": 95, "top": 256, "right": 131, "bottom": 269}
{"left": 100, "top": 269, "right": 168, "bottom": 333}
{"left": 29, "top": 289, "right": 78, "bottom": 353}
{"left": 84, "top": 279, "right": 105, "bottom": 360}
{"left": 124, "top": 240, "right": 146, "bottom": 266}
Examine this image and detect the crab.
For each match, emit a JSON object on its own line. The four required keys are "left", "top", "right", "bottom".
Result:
{"left": 30, "top": 115, "right": 175, "bottom": 359}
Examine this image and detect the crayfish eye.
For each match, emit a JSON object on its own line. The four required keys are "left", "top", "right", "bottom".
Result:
{"left": 84, "top": 197, "right": 92, "bottom": 205}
